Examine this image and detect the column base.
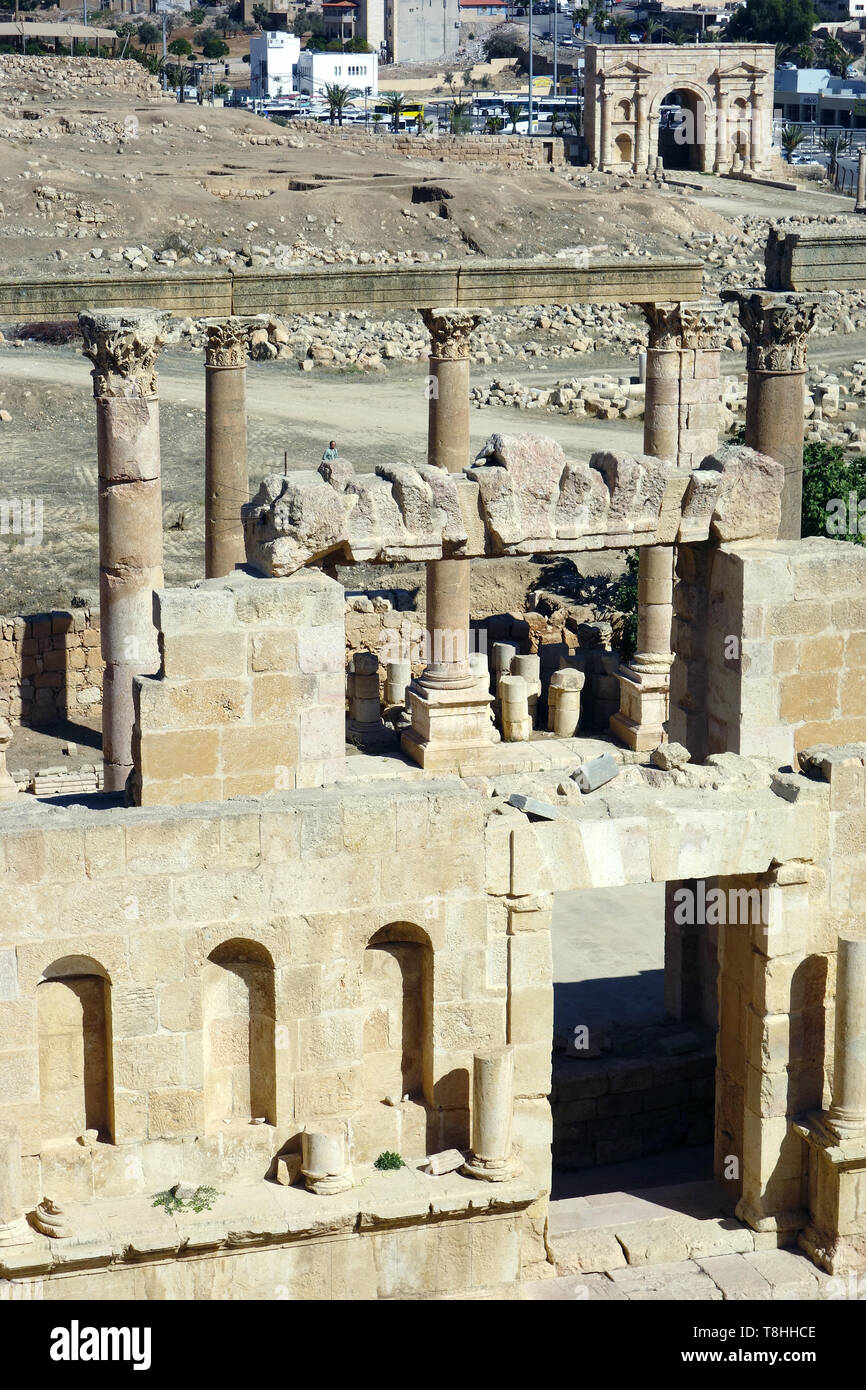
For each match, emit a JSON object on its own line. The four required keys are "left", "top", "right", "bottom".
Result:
{"left": 796, "top": 1113, "right": 866, "bottom": 1272}
{"left": 0, "top": 1215, "right": 33, "bottom": 1248}
{"left": 304, "top": 1171, "right": 354, "bottom": 1196}
{"left": 609, "top": 664, "right": 670, "bottom": 752}
{"left": 461, "top": 1154, "right": 521, "bottom": 1183}
{"left": 401, "top": 679, "right": 498, "bottom": 772}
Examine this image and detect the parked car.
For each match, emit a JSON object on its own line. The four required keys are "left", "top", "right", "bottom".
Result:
{"left": 628, "top": 32, "right": 642, "bottom": 43}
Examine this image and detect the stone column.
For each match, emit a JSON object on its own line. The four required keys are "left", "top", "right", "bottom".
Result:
{"left": 826, "top": 937, "right": 866, "bottom": 1139}
{"left": 749, "top": 87, "right": 761, "bottom": 172}
{"left": 463, "top": 1046, "right": 520, "bottom": 1181}
{"left": 80, "top": 309, "right": 168, "bottom": 794}
{"left": 722, "top": 290, "right": 819, "bottom": 540}
{"left": 203, "top": 317, "right": 255, "bottom": 579}
{"left": 599, "top": 88, "right": 613, "bottom": 171}
{"left": 635, "top": 87, "right": 649, "bottom": 174}
{"left": 0, "top": 1124, "right": 31, "bottom": 1248}
{"left": 0, "top": 718, "right": 20, "bottom": 805}
{"left": 611, "top": 301, "right": 723, "bottom": 751}
{"left": 301, "top": 1128, "right": 353, "bottom": 1195}
{"left": 714, "top": 90, "right": 729, "bottom": 174}
{"left": 855, "top": 148, "right": 866, "bottom": 213}
{"left": 402, "top": 309, "right": 497, "bottom": 771}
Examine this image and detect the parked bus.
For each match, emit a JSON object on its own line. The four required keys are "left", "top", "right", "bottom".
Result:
{"left": 372, "top": 101, "right": 425, "bottom": 130}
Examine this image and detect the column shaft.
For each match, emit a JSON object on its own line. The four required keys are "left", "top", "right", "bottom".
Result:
{"left": 204, "top": 322, "right": 250, "bottom": 578}
{"left": 827, "top": 937, "right": 866, "bottom": 1137}
{"left": 402, "top": 309, "right": 497, "bottom": 770}
{"left": 856, "top": 148, "right": 866, "bottom": 213}
{"left": 80, "top": 309, "right": 168, "bottom": 794}
{"left": 722, "top": 290, "right": 818, "bottom": 541}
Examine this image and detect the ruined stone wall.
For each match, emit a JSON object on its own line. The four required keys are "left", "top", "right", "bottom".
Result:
{"left": 0, "top": 609, "right": 102, "bottom": 728}
{"left": 294, "top": 123, "right": 572, "bottom": 169}
{"left": 132, "top": 571, "right": 345, "bottom": 806}
{"left": 671, "top": 537, "right": 866, "bottom": 764}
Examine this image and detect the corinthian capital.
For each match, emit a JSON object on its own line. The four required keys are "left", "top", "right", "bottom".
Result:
{"left": 640, "top": 299, "right": 728, "bottom": 351}
{"left": 639, "top": 302, "right": 684, "bottom": 350}
{"left": 721, "top": 289, "right": 819, "bottom": 372}
{"left": 203, "top": 315, "right": 267, "bottom": 368}
{"left": 420, "top": 307, "right": 489, "bottom": 359}
{"left": 79, "top": 308, "right": 170, "bottom": 398}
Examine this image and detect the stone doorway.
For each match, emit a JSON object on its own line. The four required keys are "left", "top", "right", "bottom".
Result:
{"left": 658, "top": 89, "right": 705, "bottom": 171}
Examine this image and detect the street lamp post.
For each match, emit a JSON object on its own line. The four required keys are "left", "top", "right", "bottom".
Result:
{"left": 528, "top": 0, "right": 533, "bottom": 135}
{"left": 553, "top": 3, "right": 558, "bottom": 102}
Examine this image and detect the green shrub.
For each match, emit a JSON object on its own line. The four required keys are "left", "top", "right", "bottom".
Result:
{"left": 373, "top": 1151, "right": 405, "bottom": 1170}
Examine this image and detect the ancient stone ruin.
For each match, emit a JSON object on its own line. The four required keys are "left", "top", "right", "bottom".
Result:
{"left": 1, "top": 257, "right": 866, "bottom": 1302}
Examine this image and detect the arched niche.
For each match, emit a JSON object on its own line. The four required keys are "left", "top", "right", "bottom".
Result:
{"left": 362, "top": 923, "right": 433, "bottom": 1108}
{"left": 37, "top": 956, "right": 114, "bottom": 1144}
{"left": 202, "top": 939, "right": 277, "bottom": 1129}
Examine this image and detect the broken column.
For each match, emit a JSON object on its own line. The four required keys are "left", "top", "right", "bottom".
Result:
{"left": 856, "top": 148, "right": 866, "bottom": 214}
{"left": 204, "top": 317, "right": 255, "bottom": 578}
{"left": 0, "top": 719, "right": 20, "bottom": 805}
{"left": 347, "top": 651, "right": 385, "bottom": 742}
{"left": 722, "top": 290, "right": 818, "bottom": 539}
{"left": 80, "top": 308, "right": 168, "bottom": 793}
{"left": 463, "top": 1046, "right": 519, "bottom": 1181}
{"left": 301, "top": 1128, "right": 352, "bottom": 1195}
{"left": 548, "top": 668, "right": 584, "bottom": 737}
{"left": 499, "top": 674, "right": 531, "bottom": 742}
{"left": 826, "top": 936, "right": 866, "bottom": 1139}
{"left": 511, "top": 653, "right": 541, "bottom": 727}
{"left": 0, "top": 1124, "right": 31, "bottom": 1248}
{"left": 612, "top": 301, "right": 723, "bottom": 751}
{"left": 401, "top": 309, "right": 497, "bottom": 770}
{"left": 384, "top": 659, "right": 411, "bottom": 712}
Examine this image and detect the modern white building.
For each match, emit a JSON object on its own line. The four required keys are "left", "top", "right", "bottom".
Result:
{"left": 249, "top": 31, "right": 301, "bottom": 101}
{"left": 297, "top": 50, "right": 378, "bottom": 98}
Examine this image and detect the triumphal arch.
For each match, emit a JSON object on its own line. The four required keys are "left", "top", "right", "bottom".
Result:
{"left": 584, "top": 42, "right": 775, "bottom": 177}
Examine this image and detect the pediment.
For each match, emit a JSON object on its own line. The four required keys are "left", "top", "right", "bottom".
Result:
{"left": 601, "top": 61, "right": 654, "bottom": 79}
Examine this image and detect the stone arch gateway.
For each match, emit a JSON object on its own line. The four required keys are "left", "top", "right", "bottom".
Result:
{"left": 584, "top": 43, "right": 775, "bottom": 177}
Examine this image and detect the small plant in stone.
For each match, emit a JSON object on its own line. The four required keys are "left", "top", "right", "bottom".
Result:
{"left": 152, "top": 1184, "right": 221, "bottom": 1214}
{"left": 187, "top": 1185, "right": 219, "bottom": 1212}
{"left": 152, "top": 1189, "right": 185, "bottom": 1214}
{"left": 373, "top": 1151, "right": 405, "bottom": 1171}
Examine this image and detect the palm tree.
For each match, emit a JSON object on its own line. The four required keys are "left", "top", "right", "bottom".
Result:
{"left": 371, "top": 112, "right": 384, "bottom": 132}
{"left": 795, "top": 40, "right": 815, "bottom": 68}
{"left": 780, "top": 123, "right": 806, "bottom": 162}
{"left": 381, "top": 90, "right": 406, "bottom": 132}
{"left": 821, "top": 132, "right": 846, "bottom": 183}
{"left": 573, "top": 7, "right": 589, "bottom": 40}
{"left": 485, "top": 115, "right": 505, "bottom": 133}
{"left": 613, "top": 15, "right": 628, "bottom": 44}
{"left": 505, "top": 102, "right": 523, "bottom": 133}
{"left": 645, "top": 16, "right": 671, "bottom": 44}
{"left": 449, "top": 101, "right": 472, "bottom": 134}
{"left": 323, "top": 82, "right": 359, "bottom": 126}
{"left": 821, "top": 36, "right": 851, "bottom": 79}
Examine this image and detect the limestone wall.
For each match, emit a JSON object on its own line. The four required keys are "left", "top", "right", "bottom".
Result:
{"left": 294, "top": 123, "right": 573, "bottom": 169}
{"left": 132, "top": 571, "right": 345, "bottom": 805}
{"left": 671, "top": 537, "right": 866, "bottom": 763}
{"left": 0, "top": 608, "right": 102, "bottom": 727}
{"left": 0, "top": 780, "right": 538, "bottom": 1198}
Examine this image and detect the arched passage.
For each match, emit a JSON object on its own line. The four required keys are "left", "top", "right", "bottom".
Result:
{"left": 657, "top": 87, "right": 706, "bottom": 171}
